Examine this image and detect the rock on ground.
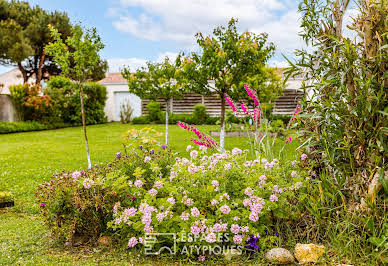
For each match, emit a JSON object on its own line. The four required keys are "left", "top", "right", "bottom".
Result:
{"left": 265, "top": 248, "right": 295, "bottom": 264}
{"left": 294, "top": 243, "right": 325, "bottom": 264}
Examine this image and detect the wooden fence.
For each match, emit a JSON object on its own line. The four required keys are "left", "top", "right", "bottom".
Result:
{"left": 141, "top": 93, "right": 225, "bottom": 117}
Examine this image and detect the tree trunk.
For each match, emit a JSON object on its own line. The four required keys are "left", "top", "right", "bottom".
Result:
{"left": 165, "top": 100, "right": 169, "bottom": 145}
{"left": 79, "top": 83, "right": 91, "bottom": 168}
{"left": 334, "top": 0, "right": 343, "bottom": 38}
{"left": 36, "top": 51, "right": 46, "bottom": 85}
{"left": 220, "top": 94, "right": 226, "bottom": 151}
{"left": 17, "top": 62, "right": 28, "bottom": 83}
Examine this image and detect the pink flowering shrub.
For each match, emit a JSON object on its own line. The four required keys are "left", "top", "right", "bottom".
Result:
{"left": 108, "top": 146, "right": 307, "bottom": 256}
{"left": 37, "top": 127, "right": 308, "bottom": 260}
{"left": 36, "top": 139, "right": 175, "bottom": 242}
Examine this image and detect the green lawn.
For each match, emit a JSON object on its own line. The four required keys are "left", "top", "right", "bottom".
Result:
{"left": 0, "top": 122, "right": 299, "bottom": 264}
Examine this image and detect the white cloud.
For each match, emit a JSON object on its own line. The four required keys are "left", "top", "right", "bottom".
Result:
{"left": 156, "top": 52, "right": 178, "bottom": 62}
{"left": 250, "top": 10, "right": 303, "bottom": 55}
{"left": 112, "top": 0, "right": 299, "bottom": 53}
{"left": 107, "top": 52, "right": 179, "bottom": 73}
{"left": 268, "top": 60, "right": 290, "bottom": 68}
{"left": 107, "top": 57, "right": 147, "bottom": 73}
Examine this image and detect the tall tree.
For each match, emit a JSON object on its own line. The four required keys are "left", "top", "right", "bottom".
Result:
{"left": 181, "top": 18, "right": 275, "bottom": 150}
{"left": 0, "top": 0, "right": 107, "bottom": 84}
{"left": 122, "top": 57, "right": 185, "bottom": 145}
{"left": 46, "top": 24, "right": 105, "bottom": 168}
{"left": 0, "top": 0, "right": 72, "bottom": 84}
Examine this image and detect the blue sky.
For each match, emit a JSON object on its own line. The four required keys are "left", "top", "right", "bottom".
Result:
{"left": 1, "top": 0, "right": 306, "bottom": 74}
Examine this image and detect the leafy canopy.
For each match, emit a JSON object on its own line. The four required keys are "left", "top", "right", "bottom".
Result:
{"left": 122, "top": 57, "right": 185, "bottom": 101}
{"left": 45, "top": 24, "right": 105, "bottom": 84}
{"left": 0, "top": 0, "right": 72, "bottom": 83}
{"left": 181, "top": 18, "right": 276, "bottom": 99}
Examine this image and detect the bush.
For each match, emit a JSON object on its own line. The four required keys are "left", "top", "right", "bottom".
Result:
{"left": 0, "top": 192, "right": 13, "bottom": 203}
{"left": 120, "top": 100, "right": 133, "bottom": 124}
{"left": 0, "top": 121, "right": 71, "bottom": 134}
{"left": 131, "top": 116, "right": 150, "bottom": 124}
{"left": 46, "top": 76, "right": 107, "bottom": 125}
{"left": 168, "top": 113, "right": 193, "bottom": 124}
{"left": 9, "top": 83, "right": 54, "bottom": 122}
{"left": 146, "top": 101, "right": 162, "bottom": 122}
{"left": 271, "top": 119, "right": 284, "bottom": 129}
{"left": 37, "top": 130, "right": 307, "bottom": 258}
{"left": 260, "top": 103, "right": 273, "bottom": 117}
{"left": 192, "top": 104, "right": 208, "bottom": 125}
{"left": 267, "top": 114, "right": 290, "bottom": 125}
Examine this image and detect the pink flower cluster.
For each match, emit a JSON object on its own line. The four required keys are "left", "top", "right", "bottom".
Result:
{"left": 177, "top": 121, "right": 218, "bottom": 149}
{"left": 244, "top": 84, "right": 259, "bottom": 106}
{"left": 224, "top": 84, "right": 261, "bottom": 125}
{"left": 243, "top": 196, "right": 265, "bottom": 222}
{"left": 83, "top": 178, "right": 94, "bottom": 189}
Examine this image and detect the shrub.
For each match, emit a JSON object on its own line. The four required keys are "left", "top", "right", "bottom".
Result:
{"left": 9, "top": 83, "right": 54, "bottom": 122}
{"left": 267, "top": 114, "right": 290, "bottom": 125}
{"left": 168, "top": 113, "right": 193, "bottom": 124}
{"left": 131, "top": 116, "right": 150, "bottom": 124}
{"left": 46, "top": 76, "right": 107, "bottom": 125}
{"left": 0, "top": 192, "right": 13, "bottom": 203}
{"left": 192, "top": 104, "right": 208, "bottom": 125}
{"left": 271, "top": 119, "right": 284, "bottom": 129}
{"left": 37, "top": 129, "right": 307, "bottom": 259}
{"left": 146, "top": 101, "right": 162, "bottom": 122}
{"left": 0, "top": 121, "right": 71, "bottom": 134}
{"left": 120, "top": 100, "right": 133, "bottom": 124}
{"left": 260, "top": 103, "right": 273, "bottom": 117}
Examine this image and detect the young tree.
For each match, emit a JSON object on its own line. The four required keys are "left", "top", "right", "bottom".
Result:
{"left": 122, "top": 57, "right": 185, "bottom": 145}
{"left": 181, "top": 18, "right": 275, "bottom": 150}
{"left": 45, "top": 24, "right": 105, "bottom": 168}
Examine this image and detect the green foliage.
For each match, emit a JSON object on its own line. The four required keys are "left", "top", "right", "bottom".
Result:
{"left": 122, "top": 57, "right": 185, "bottom": 103}
{"left": 0, "top": 0, "right": 72, "bottom": 83}
{"left": 271, "top": 119, "right": 284, "bottom": 129}
{"left": 131, "top": 116, "right": 150, "bottom": 124}
{"left": 288, "top": 0, "right": 387, "bottom": 197}
{"left": 0, "top": 192, "right": 14, "bottom": 203}
{"left": 36, "top": 133, "right": 306, "bottom": 257}
{"left": 285, "top": 1, "right": 388, "bottom": 264}
{"left": 120, "top": 100, "right": 133, "bottom": 124}
{"left": 36, "top": 133, "right": 175, "bottom": 241}
{"left": 192, "top": 104, "right": 208, "bottom": 125}
{"left": 180, "top": 18, "right": 275, "bottom": 148}
{"left": 239, "top": 67, "right": 284, "bottom": 103}
{"left": 0, "top": 121, "right": 69, "bottom": 134}
{"left": 260, "top": 103, "right": 273, "bottom": 117}
{"left": 9, "top": 83, "right": 53, "bottom": 122}
{"left": 46, "top": 76, "right": 107, "bottom": 125}
{"left": 46, "top": 24, "right": 105, "bottom": 84}
{"left": 146, "top": 101, "right": 162, "bottom": 122}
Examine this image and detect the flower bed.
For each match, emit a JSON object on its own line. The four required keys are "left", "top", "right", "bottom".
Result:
{"left": 36, "top": 128, "right": 309, "bottom": 261}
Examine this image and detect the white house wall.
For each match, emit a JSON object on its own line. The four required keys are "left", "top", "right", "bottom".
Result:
{"left": 104, "top": 83, "right": 142, "bottom": 121}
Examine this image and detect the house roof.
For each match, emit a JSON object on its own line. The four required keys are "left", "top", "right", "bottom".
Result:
{"left": 99, "top": 73, "right": 127, "bottom": 84}
{"left": 0, "top": 68, "right": 24, "bottom": 95}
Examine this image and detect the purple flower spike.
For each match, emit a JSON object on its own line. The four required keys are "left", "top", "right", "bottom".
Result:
{"left": 161, "top": 145, "right": 167, "bottom": 150}
{"left": 40, "top": 203, "right": 45, "bottom": 207}
{"left": 116, "top": 152, "right": 122, "bottom": 159}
